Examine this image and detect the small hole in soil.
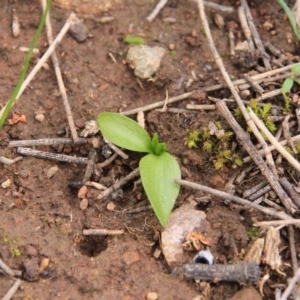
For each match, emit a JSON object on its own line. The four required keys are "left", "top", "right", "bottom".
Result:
{"left": 78, "top": 236, "right": 108, "bottom": 257}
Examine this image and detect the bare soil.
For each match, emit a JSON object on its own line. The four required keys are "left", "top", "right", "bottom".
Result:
{"left": 0, "top": 0, "right": 298, "bottom": 299}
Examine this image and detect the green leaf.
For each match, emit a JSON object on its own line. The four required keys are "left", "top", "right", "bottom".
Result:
{"left": 97, "top": 112, "right": 152, "bottom": 153}
{"left": 124, "top": 35, "right": 144, "bottom": 45}
{"left": 292, "top": 64, "right": 300, "bottom": 76}
{"left": 139, "top": 152, "right": 181, "bottom": 226}
{"left": 282, "top": 77, "right": 294, "bottom": 94}
{"left": 151, "top": 133, "right": 167, "bottom": 155}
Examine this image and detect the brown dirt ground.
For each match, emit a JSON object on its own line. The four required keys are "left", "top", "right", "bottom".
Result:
{"left": 0, "top": 0, "right": 299, "bottom": 299}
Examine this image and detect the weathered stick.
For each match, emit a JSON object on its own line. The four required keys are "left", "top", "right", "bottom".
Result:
{"left": 17, "top": 147, "right": 88, "bottom": 164}
{"left": 182, "top": 261, "right": 260, "bottom": 284}
{"left": 41, "top": 0, "right": 79, "bottom": 142}
{"left": 243, "top": 134, "right": 300, "bottom": 163}
{"left": 83, "top": 229, "right": 124, "bottom": 235}
{"left": 254, "top": 219, "right": 300, "bottom": 227}
{"left": 2, "top": 279, "right": 22, "bottom": 300}
{"left": 9, "top": 138, "right": 86, "bottom": 147}
{"left": 0, "top": 258, "right": 15, "bottom": 276}
{"left": 288, "top": 225, "right": 298, "bottom": 275}
{"left": 280, "top": 267, "right": 300, "bottom": 300}
{"left": 240, "top": 0, "right": 271, "bottom": 70}
{"left": 175, "top": 179, "right": 295, "bottom": 221}
{"left": 97, "top": 168, "right": 140, "bottom": 199}
{"left": 249, "top": 108, "right": 300, "bottom": 173}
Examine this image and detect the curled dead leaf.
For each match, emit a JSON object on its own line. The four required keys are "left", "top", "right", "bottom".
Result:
{"left": 8, "top": 113, "right": 27, "bottom": 125}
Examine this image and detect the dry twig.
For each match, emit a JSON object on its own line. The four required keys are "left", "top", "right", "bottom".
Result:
{"left": 175, "top": 179, "right": 295, "bottom": 221}
{"left": 238, "top": 6, "right": 254, "bottom": 50}
{"left": 249, "top": 109, "right": 300, "bottom": 173}
{"left": 240, "top": 0, "right": 271, "bottom": 70}
{"left": 17, "top": 147, "right": 88, "bottom": 164}
{"left": 83, "top": 229, "right": 124, "bottom": 235}
{"left": 9, "top": 138, "right": 86, "bottom": 147}
{"left": 41, "top": 0, "right": 79, "bottom": 142}
{"left": 2, "top": 279, "right": 22, "bottom": 300}
{"left": 288, "top": 225, "right": 298, "bottom": 275}
{"left": 0, "top": 258, "right": 15, "bottom": 277}
{"left": 97, "top": 168, "right": 140, "bottom": 199}
{"left": 280, "top": 267, "right": 300, "bottom": 300}
{"left": 146, "top": 0, "right": 168, "bottom": 22}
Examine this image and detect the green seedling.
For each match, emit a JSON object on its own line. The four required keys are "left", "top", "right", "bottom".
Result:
{"left": 97, "top": 112, "right": 181, "bottom": 226}
{"left": 124, "top": 35, "right": 144, "bottom": 45}
{"left": 277, "top": 0, "right": 300, "bottom": 40}
{"left": 281, "top": 64, "right": 300, "bottom": 111}
{"left": 0, "top": 0, "right": 52, "bottom": 129}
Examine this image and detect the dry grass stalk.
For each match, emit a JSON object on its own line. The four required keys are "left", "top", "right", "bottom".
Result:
{"left": 41, "top": 0, "right": 79, "bottom": 142}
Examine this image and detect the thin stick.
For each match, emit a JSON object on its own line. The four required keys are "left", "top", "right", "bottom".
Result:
{"left": 0, "top": 13, "right": 76, "bottom": 118}
{"left": 240, "top": 0, "right": 271, "bottom": 70}
{"left": 2, "top": 279, "right": 22, "bottom": 300}
{"left": 83, "top": 229, "right": 124, "bottom": 235}
{"left": 122, "top": 63, "right": 300, "bottom": 116}
{"left": 186, "top": 104, "right": 215, "bottom": 110}
{"left": 0, "top": 258, "right": 15, "bottom": 276}
{"left": 243, "top": 74, "right": 264, "bottom": 94}
{"left": 243, "top": 181, "right": 268, "bottom": 198}
{"left": 288, "top": 225, "right": 298, "bottom": 275}
{"left": 175, "top": 179, "right": 295, "bottom": 221}
{"left": 41, "top": 1, "right": 79, "bottom": 142}
{"left": 156, "top": 107, "right": 198, "bottom": 114}
{"left": 254, "top": 220, "right": 300, "bottom": 226}
{"left": 17, "top": 147, "right": 88, "bottom": 164}
{"left": 282, "top": 115, "right": 297, "bottom": 154}
{"left": 146, "top": 0, "right": 168, "bottom": 22}
{"left": 248, "top": 185, "right": 271, "bottom": 201}
{"left": 9, "top": 137, "right": 86, "bottom": 147}
{"left": 97, "top": 153, "right": 118, "bottom": 169}
{"left": 122, "top": 92, "right": 193, "bottom": 116}
{"left": 249, "top": 108, "right": 300, "bottom": 172}
{"left": 243, "top": 134, "right": 300, "bottom": 163}
{"left": 280, "top": 267, "right": 300, "bottom": 300}
{"left": 190, "top": 0, "right": 234, "bottom": 12}
{"left": 238, "top": 6, "right": 255, "bottom": 50}
{"left": 97, "top": 168, "right": 140, "bottom": 199}
{"left": 0, "top": 156, "right": 23, "bottom": 165}
{"left": 104, "top": 138, "right": 129, "bottom": 160}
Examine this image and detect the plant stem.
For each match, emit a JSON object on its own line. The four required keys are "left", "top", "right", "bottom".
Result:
{"left": 0, "top": 0, "right": 52, "bottom": 129}
{"left": 277, "top": 0, "right": 300, "bottom": 40}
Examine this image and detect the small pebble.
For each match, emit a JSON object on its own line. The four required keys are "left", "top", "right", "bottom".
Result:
{"left": 46, "top": 166, "right": 58, "bottom": 179}
{"left": 78, "top": 186, "right": 88, "bottom": 199}
{"left": 121, "top": 251, "right": 140, "bottom": 265}
{"left": 80, "top": 198, "right": 88, "bottom": 210}
{"left": 126, "top": 45, "right": 165, "bottom": 79}
{"left": 107, "top": 202, "right": 116, "bottom": 211}
{"left": 168, "top": 43, "right": 175, "bottom": 51}
{"left": 147, "top": 292, "right": 158, "bottom": 300}
{"left": 1, "top": 179, "right": 11, "bottom": 189}
{"left": 263, "top": 21, "right": 273, "bottom": 31}
{"left": 35, "top": 113, "right": 45, "bottom": 123}
{"left": 69, "top": 16, "right": 88, "bottom": 42}
{"left": 153, "top": 249, "right": 161, "bottom": 259}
